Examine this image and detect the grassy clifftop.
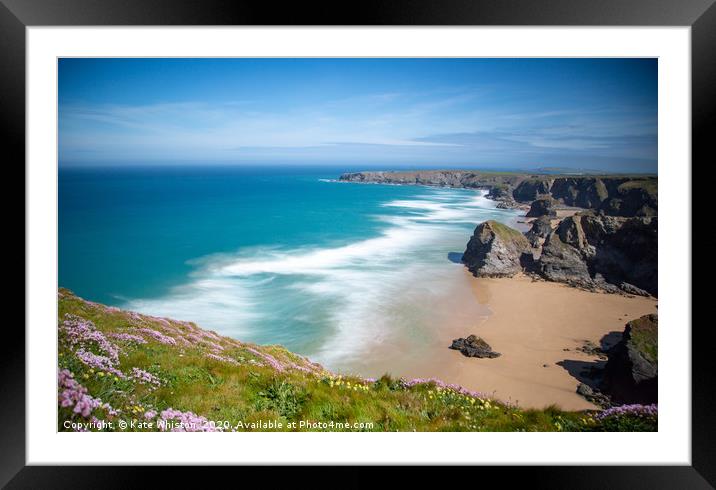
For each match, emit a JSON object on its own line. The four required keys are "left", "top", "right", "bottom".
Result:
{"left": 57, "top": 289, "right": 656, "bottom": 432}
{"left": 484, "top": 220, "right": 530, "bottom": 246}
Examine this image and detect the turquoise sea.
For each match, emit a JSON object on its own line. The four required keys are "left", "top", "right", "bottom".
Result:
{"left": 59, "top": 166, "right": 522, "bottom": 372}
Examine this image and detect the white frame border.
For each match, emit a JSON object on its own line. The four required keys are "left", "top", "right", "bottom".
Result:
{"left": 27, "top": 26, "right": 690, "bottom": 465}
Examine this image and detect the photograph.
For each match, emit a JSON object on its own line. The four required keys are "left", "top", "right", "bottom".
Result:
{"left": 56, "top": 57, "right": 659, "bottom": 433}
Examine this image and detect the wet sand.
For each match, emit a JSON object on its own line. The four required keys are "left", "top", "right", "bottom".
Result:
{"left": 352, "top": 273, "right": 657, "bottom": 411}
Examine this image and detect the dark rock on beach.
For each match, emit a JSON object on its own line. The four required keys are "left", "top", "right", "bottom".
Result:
{"left": 576, "top": 383, "right": 611, "bottom": 408}
{"left": 600, "top": 314, "right": 658, "bottom": 404}
{"left": 579, "top": 340, "right": 605, "bottom": 357}
{"left": 462, "top": 220, "right": 532, "bottom": 277}
{"left": 449, "top": 335, "right": 501, "bottom": 358}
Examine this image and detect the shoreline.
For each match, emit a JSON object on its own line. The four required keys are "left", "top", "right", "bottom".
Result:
{"left": 346, "top": 273, "right": 657, "bottom": 411}
{"left": 460, "top": 274, "right": 657, "bottom": 410}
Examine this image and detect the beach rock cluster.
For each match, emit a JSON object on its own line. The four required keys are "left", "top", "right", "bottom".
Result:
{"left": 341, "top": 169, "right": 657, "bottom": 296}
{"left": 463, "top": 212, "right": 657, "bottom": 297}
{"left": 600, "top": 314, "right": 658, "bottom": 404}
{"left": 461, "top": 220, "right": 532, "bottom": 277}
{"left": 449, "top": 335, "right": 501, "bottom": 358}
{"left": 576, "top": 383, "right": 611, "bottom": 407}
{"left": 579, "top": 340, "right": 607, "bottom": 359}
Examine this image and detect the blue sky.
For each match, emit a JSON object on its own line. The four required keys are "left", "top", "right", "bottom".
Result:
{"left": 58, "top": 58, "right": 657, "bottom": 172}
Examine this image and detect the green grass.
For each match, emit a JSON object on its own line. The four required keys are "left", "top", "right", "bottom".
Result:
{"left": 485, "top": 220, "right": 530, "bottom": 248}
{"left": 627, "top": 314, "right": 658, "bottom": 365}
{"left": 56, "top": 289, "right": 656, "bottom": 432}
{"left": 618, "top": 179, "right": 658, "bottom": 196}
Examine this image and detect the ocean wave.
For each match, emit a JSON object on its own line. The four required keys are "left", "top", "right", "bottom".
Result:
{"left": 122, "top": 187, "right": 520, "bottom": 367}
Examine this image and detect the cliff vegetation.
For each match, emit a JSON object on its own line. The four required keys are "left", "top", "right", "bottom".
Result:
{"left": 57, "top": 289, "right": 656, "bottom": 432}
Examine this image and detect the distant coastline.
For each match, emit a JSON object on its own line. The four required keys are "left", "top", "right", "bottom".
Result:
{"left": 339, "top": 169, "right": 657, "bottom": 216}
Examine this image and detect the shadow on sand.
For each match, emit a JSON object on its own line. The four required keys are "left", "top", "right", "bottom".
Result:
{"left": 599, "top": 330, "right": 623, "bottom": 351}
{"left": 557, "top": 359, "right": 606, "bottom": 389}
{"left": 557, "top": 330, "right": 624, "bottom": 389}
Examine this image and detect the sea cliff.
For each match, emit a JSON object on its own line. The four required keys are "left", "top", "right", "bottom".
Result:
{"left": 339, "top": 170, "right": 657, "bottom": 217}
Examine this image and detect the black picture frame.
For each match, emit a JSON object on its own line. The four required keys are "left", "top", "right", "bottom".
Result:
{"left": 3, "top": 0, "right": 713, "bottom": 487}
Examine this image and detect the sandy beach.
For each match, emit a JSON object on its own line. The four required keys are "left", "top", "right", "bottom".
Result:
{"left": 457, "top": 274, "right": 657, "bottom": 410}
{"left": 355, "top": 273, "right": 657, "bottom": 411}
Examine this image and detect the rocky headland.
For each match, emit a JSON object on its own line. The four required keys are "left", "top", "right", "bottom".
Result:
{"left": 340, "top": 169, "right": 657, "bottom": 296}
{"left": 463, "top": 211, "right": 657, "bottom": 296}
{"left": 339, "top": 170, "right": 657, "bottom": 218}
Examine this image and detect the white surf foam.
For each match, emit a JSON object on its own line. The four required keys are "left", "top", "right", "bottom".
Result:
{"left": 122, "top": 187, "right": 521, "bottom": 367}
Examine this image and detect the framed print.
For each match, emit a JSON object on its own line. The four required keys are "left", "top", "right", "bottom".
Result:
{"left": 3, "top": 0, "right": 714, "bottom": 486}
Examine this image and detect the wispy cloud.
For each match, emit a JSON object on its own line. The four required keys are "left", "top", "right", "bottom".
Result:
{"left": 58, "top": 59, "right": 657, "bottom": 172}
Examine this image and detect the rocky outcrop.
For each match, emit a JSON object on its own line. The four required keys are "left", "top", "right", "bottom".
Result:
{"left": 550, "top": 177, "right": 609, "bottom": 209}
{"left": 462, "top": 220, "right": 532, "bottom": 277}
{"left": 601, "top": 314, "right": 658, "bottom": 404}
{"left": 461, "top": 213, "right": 656, "bottom": 295}
{"left": 449, "top": 335, "right": 501, "bottom": 358}
{"left": 599, "top": 180, "right": 658, "bottom": 217}
{"left": 534, "top": 213, "right": 657, "bottom": 296}
{"left": 496, "top": 200, "right": 525, "bottom": 210}
{"left": 576, "top": 383, "right": 611, "bottom": 408}
{"left": 525, "top": 216, "right": 553, "bottom": 247}
{"left": 536, "top": 232, "right": 593, "bottom": 285}
{"left": 530, "top": 216, "right": 554, "bottom": 237}
{"left": 526, "top": 196, "right": 558, "bottom": 217}
{"left": 512, "top": 178, "right": 552, "bottom": 202}
{"left": 586, "top": 215, "right": 657, "bottom": 295}
{"left": 486, "top": 184, "right": 511, "bottom": 200}
{"left": 550, "top": 177, "right": 657, "bottom": 216}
